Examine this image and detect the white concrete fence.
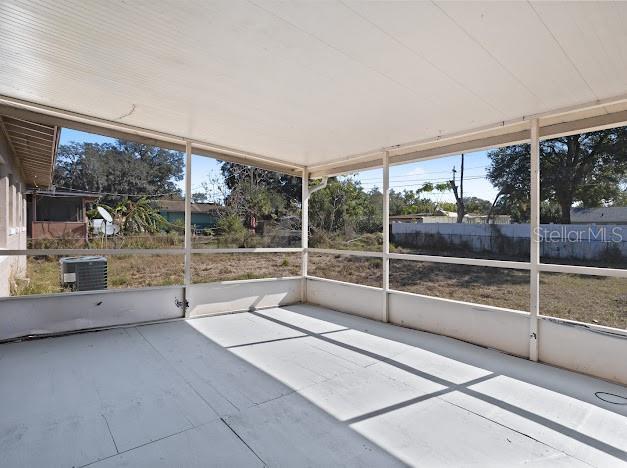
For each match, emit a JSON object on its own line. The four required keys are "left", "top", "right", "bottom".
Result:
{"left": 391, "top": 222, "right": 627, "bottom": 262}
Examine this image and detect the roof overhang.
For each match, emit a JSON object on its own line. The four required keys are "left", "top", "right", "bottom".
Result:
{"left": 0, "top": 113, "right": 59, "bottom": 187}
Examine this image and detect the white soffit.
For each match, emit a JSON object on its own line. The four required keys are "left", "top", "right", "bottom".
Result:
{"left": 0, "top": 1, "right": 626, "bottom": 170}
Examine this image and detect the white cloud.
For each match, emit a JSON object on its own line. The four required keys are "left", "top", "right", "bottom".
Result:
{"left": 405, "top": 166, "right": 425, "bottom": 176}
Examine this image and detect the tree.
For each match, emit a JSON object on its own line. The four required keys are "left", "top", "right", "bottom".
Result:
{"left": 54, "top": 140, "right": 184, "bottom": 204}
{"left": 191, "top": 192, "right": 208, "bottom": 203}
{"left": 220, "top": 162, "right": 301, "bottom": 204}
{"left": 464, "top": 196, "right": 491, "bottom": 215}
{"left": 214, "top": 162, "right": 301, "bottom": 227}
{"left": 487, "top": 128, "right": 627, "bottom": 223}
{"left": 309, "top": 177, "right": 369, "bottom": 235}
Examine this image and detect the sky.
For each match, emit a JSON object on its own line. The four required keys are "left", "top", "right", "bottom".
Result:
{"left": 59, "top": 128, "right": 499, "bottom": 204}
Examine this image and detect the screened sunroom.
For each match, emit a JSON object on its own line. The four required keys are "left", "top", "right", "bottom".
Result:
{"left": 0, "top": 1, "right": 626, "bottom": 466}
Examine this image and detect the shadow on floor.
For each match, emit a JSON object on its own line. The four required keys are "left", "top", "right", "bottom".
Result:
{"left": 1, "top": 303, "right": 626, "bottom": 467}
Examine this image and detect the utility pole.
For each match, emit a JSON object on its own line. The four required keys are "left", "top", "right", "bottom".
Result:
{"left": 450, "top": 153, "right": 465, "bottom": 223}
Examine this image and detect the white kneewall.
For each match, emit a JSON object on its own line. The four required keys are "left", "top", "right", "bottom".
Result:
{"left": 0, "top": 277, "right": 303, "bottom": 341}
{"left": 306, "top": 276, "right": 384, "bottom": 321}
{"left": 388, "top": 290, "right": 530, "bottom": 358}
{"left": 538, "top": 317, "right": 627, "bottom": 385}
{"left": 304, "top": 277, "right": 627, "bottom": 385}
{"left": 187, "top": 277, "right": 301, "bottom": 317}
{"left": 0, "top": 286, "right": 185, "bottom": 341}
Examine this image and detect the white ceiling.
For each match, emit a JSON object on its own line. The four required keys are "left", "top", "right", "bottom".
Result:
{"left": 1, "top": 1, "right": 626, "bottom": 168}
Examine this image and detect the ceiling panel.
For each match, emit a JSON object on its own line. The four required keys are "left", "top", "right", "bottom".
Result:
{"left": 0, "top": 0, "right": 625, "bottom": 168}
{"left": 530, "top": 1, "right": 627, "bottom": 100}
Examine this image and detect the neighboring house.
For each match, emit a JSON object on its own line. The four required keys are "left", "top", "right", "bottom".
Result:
{"left": 158, "top": 200, "right": 220, "bottom": 231}
{"left": 27, "top": 190, "right": 98, "bottom": 242}
{"left": 570, "top": 207, "right": 627, "bottom": 225}
{"left": 0, "top": 114, "right": 60, "bottom": 296}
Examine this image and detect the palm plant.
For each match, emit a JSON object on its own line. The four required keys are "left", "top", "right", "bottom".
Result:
{"left": 93, "top": 197, "right": 166, "bottom": 234}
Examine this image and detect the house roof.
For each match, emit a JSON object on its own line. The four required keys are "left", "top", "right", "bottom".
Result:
{"left": 25, "top": 189, "right": 98, "bottom": 200}
{"left": 1, "top": 2, "right": 626, "bottom": 175}
{"left": 158, "top": 200, "right": 220, "bottom": 214}
{"left": 389, "top": 214, "right": 428, "bottom": 220}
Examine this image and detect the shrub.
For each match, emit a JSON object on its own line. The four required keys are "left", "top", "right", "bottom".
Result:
{"left": 216, "top": 214, "right": 246, "bottom": 247}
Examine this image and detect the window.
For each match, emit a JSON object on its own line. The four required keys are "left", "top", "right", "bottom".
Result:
{"left": 390, "top": 149, "right": 530, "bottom": 262}
{"left": 309, "top": 169, "right": 382, "bottom": 252}
{"left": 190, "top": 155, "right": 302, "bottom": 249}
{"left": 539, "top": 128, "right": 626, "bottom": 269}
{"left": 389, "top": 260, "right": 530, "bottom": 312}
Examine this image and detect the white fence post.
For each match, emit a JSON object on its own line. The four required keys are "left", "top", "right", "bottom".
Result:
{"left": 301, "top": 167, "right": 309, "bottom": 303}
{"left": 530, "top": 119, "right": 540, "bottom": 361}
{"left": 382, "top": 151, "right": 390, "bottom": 322}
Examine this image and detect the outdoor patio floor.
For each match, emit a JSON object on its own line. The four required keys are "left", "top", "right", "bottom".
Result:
{"left": 1, "top": 304, "right": 625, "bottom": 467}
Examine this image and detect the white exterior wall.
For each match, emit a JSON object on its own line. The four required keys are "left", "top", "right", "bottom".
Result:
{"left": 0, "top": 131, "right": 27, "bottom": 297}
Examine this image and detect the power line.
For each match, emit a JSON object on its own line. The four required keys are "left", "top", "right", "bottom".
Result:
{"left": 53, "top": 186, "right": 184, "bottom": 198}
{"left": 342, "top": 164, "right": 491, "bottom": 182}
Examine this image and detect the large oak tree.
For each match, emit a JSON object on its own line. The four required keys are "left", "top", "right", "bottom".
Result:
{"left": 487, "top": 128, "right": 626, "bottom": 223}
{"left": 53, "top": 139, "right": 184, "bottom": 204}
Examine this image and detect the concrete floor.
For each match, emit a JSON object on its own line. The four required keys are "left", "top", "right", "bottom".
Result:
{"left": 1, "top": 304, "right": 626, "bottom": 467}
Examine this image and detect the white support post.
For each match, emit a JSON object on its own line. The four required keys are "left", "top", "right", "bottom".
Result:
{"left": 301, "top": 167, "right": 309, "bottom": 303}
{"left": 0, "top": 167, "right": 8, "bottom": 247}
{"left": 9, "top": 175, "right": 16, "bottom": 230}
{"left": 529, "top": 119, "right": 540, "bottom": 361}
{"left": 15, "top": 183, "right": 21, "bottom": 228}
{"left": 382, "top": 151, "right": 390, "bottom": 322}
{"left": 184, "top": 141, "right": 193, "bottom": 290}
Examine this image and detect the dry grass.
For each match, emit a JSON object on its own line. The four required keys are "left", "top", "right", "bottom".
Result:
{"left": 390, "top": 260, "right": 531, "bottom": 312}
{"left": 540, "top": 273, "right": 626, "bottom": 329}
{"left": 192, "top": 253, "right": 300, "bottom": 283}
{"left": 308, "top": 254, "right": 382, "bottom": 287}
{"left": 108, "top": 255, "right": 184, "bottom": 288}
{"left": 11, "top": 257, "right": 69, "bottom": 295}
